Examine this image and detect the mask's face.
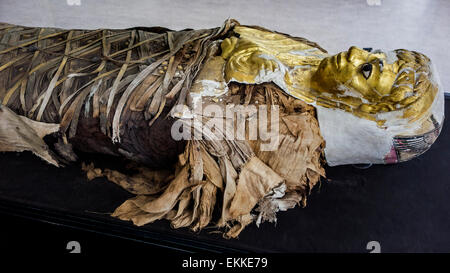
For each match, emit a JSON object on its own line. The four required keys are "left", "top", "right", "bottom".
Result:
{"left": 312, "top": 46, "right": 398, "bottom": 103}
{"left": 311, "top": 46, "right": 439, "bottom": 127}
{"left": 220, "top": 26, "right": 440, "bottom": 128}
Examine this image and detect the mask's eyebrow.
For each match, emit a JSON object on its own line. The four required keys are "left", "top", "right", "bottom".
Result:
{"left": 369, "top": 58, "right": 384, "bottom": 70}
{"left": 372, "top": 51, "right": 386, "bottom": 59}
{"left": 367, "top": 52, "right": 385, "bottom": 63}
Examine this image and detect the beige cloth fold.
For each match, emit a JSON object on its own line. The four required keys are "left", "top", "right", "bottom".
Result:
{"left": 92, "top": 82, "right": 325, "bottom": 238}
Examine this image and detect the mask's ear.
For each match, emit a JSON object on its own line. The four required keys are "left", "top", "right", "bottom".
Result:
{"left": 0, "top": 104, "right": 60, "bottom": 166}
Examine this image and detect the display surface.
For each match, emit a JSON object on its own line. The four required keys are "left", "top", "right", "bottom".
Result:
{"left": 0, "top": 20, "right": 445, "bottom": 238}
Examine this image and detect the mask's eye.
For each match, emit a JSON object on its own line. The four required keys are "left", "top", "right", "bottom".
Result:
{"left": 361, "top": 63, "right": 372, "bottom": 79}
{"left": 378, "top": 60, "right": 384, "bottom": 71}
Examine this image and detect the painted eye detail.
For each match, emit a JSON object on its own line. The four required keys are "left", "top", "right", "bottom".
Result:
{"left": 361, "top": 63, "right": 372, "bottom": 79}
{"left": 378, "top": 60, "right": 384, "bottom": 71}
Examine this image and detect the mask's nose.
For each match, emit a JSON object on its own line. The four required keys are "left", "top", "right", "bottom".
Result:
{"left": 347, "top": 46, "right": 366, "bottom": 62}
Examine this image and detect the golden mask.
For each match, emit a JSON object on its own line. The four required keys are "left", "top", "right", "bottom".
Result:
{"left": 220, "top": 25, "right": 440, "bottom": 128}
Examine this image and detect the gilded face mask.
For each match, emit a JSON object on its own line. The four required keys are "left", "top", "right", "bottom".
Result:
{"left": 208, "top": 25, "right": 445, "bottom": 166}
